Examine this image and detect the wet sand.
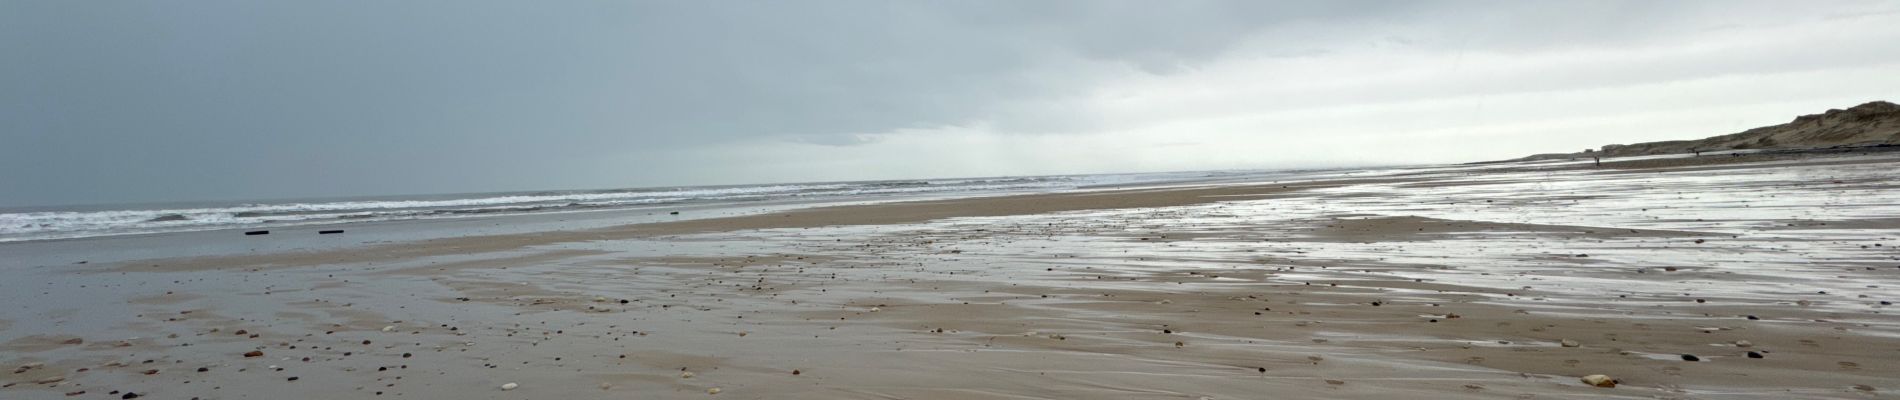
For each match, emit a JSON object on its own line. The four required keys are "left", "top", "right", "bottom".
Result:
{"left": 4, "top": 154, "right": 1900, "bottom": 399}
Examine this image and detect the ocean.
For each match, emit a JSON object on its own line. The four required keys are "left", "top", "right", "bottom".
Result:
{"left": 0, "top": 169, "right": 1329, "bottom": 243}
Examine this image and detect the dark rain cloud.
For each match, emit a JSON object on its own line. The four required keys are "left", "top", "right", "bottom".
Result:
{"left": 2, "top": 0, "right": 1895, "bottom": 206}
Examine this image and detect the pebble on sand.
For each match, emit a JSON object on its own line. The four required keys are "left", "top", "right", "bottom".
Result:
{"left": 1580, "top": 374, "right": 1617, "bottom": 388}
{"left": 14, "top": 362, "right": 44, "bottom": 373}
{"left": 708, "top": 387, "right": 722, "bottom": 395}
{"left": 1560, "top": 339, "right": 1580, "bottom": 347}
{"left": 1681, "top": 354, "right": 1700, "bottom": 361}
{"left": 500, "top": 382, "right": 519, "bottom": 390}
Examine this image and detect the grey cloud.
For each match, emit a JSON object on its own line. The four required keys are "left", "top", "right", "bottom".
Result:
{"left": 0, "top": 0, "right": 1894, "bottom": 206}
{"left": 785, "top": 134, "right": 886, "bottom": 147}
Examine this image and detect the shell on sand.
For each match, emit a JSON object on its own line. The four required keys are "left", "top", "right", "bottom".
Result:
{"left": 1580, "top": 374, "right": 1616, "bottom": 388}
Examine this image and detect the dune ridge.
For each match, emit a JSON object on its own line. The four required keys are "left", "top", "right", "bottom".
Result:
{"left": 1519, "top": 100, "right": 1900, "bottom": 161}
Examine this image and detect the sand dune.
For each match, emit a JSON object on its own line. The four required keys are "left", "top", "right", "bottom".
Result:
{"left": 1520, "top": 101, "right": 1900, "bottom": 161}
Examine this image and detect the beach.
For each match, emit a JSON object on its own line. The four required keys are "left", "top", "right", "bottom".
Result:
{"left": 5, "top": 153, "right": 1900, "bottom": 399}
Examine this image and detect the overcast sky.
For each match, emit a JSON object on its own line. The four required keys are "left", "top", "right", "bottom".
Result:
{"left": 3, "top": 1, "right": 1898, "bottom": 206}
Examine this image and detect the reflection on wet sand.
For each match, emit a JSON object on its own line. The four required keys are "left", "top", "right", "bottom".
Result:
{"left": 3, "top": 153, "right": 1898, "bottom": 399}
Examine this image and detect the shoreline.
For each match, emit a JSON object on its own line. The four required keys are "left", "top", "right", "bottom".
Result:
{"left": 98, "top": 176, "right": 1408, "bottom": 273}
{"left": 95, "top": 149, "right": 1900, "bottom": 273}
{"left": 5, "top": 153, "right": 1900, "bottom": 399}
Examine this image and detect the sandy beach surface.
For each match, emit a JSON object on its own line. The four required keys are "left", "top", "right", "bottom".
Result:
{"left": 5, "top": 153, "right": 1900, "bottom": 399}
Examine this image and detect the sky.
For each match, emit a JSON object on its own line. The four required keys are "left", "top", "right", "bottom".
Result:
{"left": 3, "top": 1, "right": 1899, "bottom": 207}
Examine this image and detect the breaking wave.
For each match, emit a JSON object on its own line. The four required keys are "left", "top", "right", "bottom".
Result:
{"left": 2, "top": 173, "right": 1239, "bottom": 242}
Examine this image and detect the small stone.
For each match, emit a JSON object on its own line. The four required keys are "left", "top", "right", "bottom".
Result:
{"left": 1747, "top": 351, "right": 1764, "bottom": 358}
{"left": 599, "top": 382, "right": 613, "bottom": 390}
{"left": 1681, "top": 354, "right": 1700, "bottom": 361}
{"left": 1580, "top": 374, "right": 1616, "bottom": 388}
{"left": 1852, "top": 384, "right": 1875, "bottom": 392}
{"left": 1325, "top": 379, "right": 1346, "bottom": 385}
{"left": 243, "top": 350, "right": 264, "bottom": 358}
{"left": 1560, "top": 339, "right": 1580, "bottom": 348}
{"left": 14, "top": 362, "right": 44, "bottom": 373}
{"left": 791, "top": 369, "right": 800, "bottom": 375}
{"left": 708, "top": 387, "right": 721, "bottom": 395}
{"left": 681, "top": 371, "right": 695, "bottom": 379}
{"left": 500, "top": 382, "right": 518, "bottom": 390}
{"left": 1733, "top": 340, "right": 1753, "bottom": 347}
{"left": 34, "top": 375, "right": 65, "bottom": 384}
{"left": 121, "top": 393, "right": 141, "bottom": 399}
{"left": 382, "top": 326, "right": 395, "bottom": 332}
